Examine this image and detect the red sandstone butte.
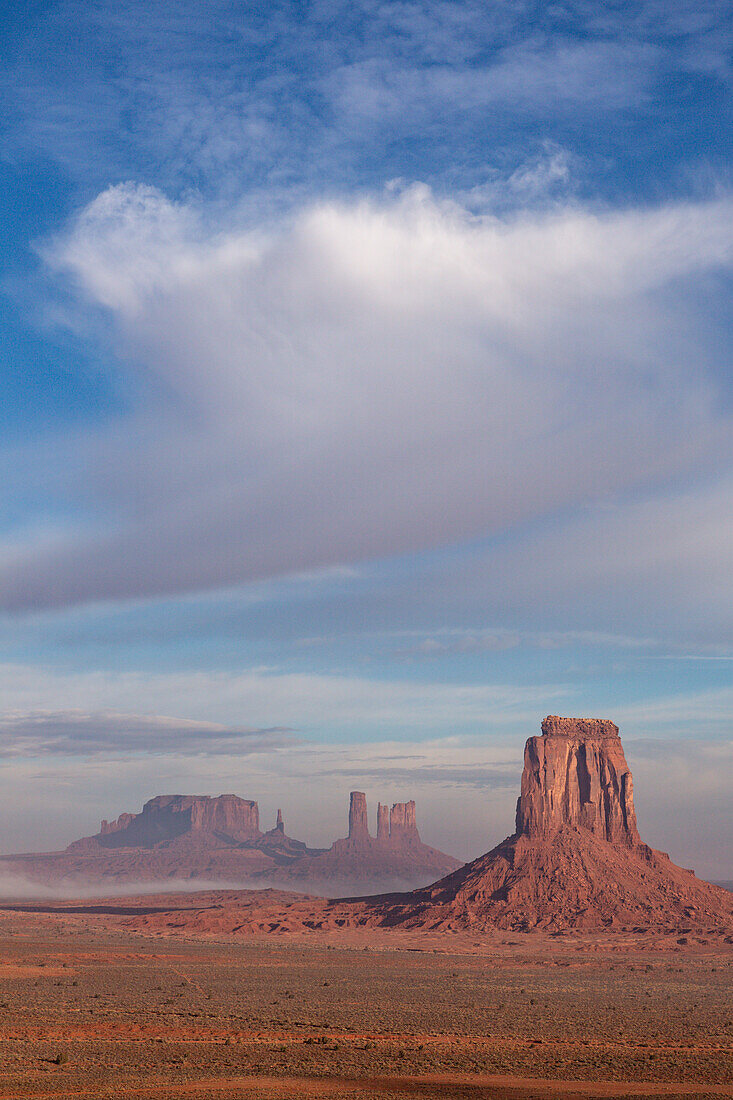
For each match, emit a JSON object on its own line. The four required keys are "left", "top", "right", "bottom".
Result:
{"left": 516, "top": 716, "right": 639, "bottom": 845}
{"left": 347, "top": 716, "right": 733, "bottom": 933}
{"left": 83, "top": 794, "right": 261, "bottom": 851}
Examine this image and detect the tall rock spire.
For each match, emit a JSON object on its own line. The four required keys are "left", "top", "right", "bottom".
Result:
{"left": 348, "top": 791, "right": 370, "bottom": 841}
{"left": 376, "top": 802, "right": 389, "bottom": 842}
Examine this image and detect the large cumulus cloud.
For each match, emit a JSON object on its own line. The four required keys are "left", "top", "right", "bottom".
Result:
{"left": 2, "top": 183, "right": 731, "bottom": 630}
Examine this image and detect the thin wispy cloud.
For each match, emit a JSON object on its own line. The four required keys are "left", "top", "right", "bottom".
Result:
{"left": 4, "top": 0, "right": 730, "bottom": 201}
{"left": 0, "top": 710, "right": 294, "bottom": 758}
{"left": 0, "top": 663, "right": 567, "bottom": 736}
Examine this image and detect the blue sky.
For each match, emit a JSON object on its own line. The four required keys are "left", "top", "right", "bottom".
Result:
{"left": 1, "top": 0, "right": 732, "bottom": 873}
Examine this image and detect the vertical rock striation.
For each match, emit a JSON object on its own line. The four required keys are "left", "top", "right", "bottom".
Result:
{"left": 515, "top": 716, "right": 639, "bottom": 845}
{"left": 389, "top": 801, "right": 420, "bottom": 846}
{"left": 348, "top": 792, "right": 370, "bottom": 842}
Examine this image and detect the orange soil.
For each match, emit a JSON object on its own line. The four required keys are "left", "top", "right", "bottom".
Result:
{"left": 7, "top": 1073, "right": 733, "bottom": 1098}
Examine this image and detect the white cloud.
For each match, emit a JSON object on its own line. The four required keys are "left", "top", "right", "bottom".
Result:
{"left": 329, "top": 40, "right": 655, "bottom": 124}
{"left": 1, "top": 184, "right": 730, "bottom": 632}
{"left": 440, "top": 473, "right": 733, "bottom": 643}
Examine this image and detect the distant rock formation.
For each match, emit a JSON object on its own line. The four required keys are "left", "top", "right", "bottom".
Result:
{"left": 377, "top": 802, "right": 389, "bottom": 841}
{"left": 0, "top": 787, "right": 459, "bottom": 896}
{"left": 265, "top": 791, "right": 460, "bottom": 893}
{"left": 389, "top": 801, "right": 419, "bottom": 846}
{"left": 334, "top": 793, "right": 423, "bottom": 852}
{"left": 347, "top": 791, "right": 369, "bottom": 843}
{"left": 255, "top": 808, "right": 315, "bottom": 864}
{"left": 74, "top": 794, "right": 261, "bottom": 852}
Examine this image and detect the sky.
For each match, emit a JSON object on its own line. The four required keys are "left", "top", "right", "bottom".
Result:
{"left": 0, "top": 0, "right": 732, "bottom": 877}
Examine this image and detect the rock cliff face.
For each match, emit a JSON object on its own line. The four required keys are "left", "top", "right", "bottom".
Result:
{"left": 515, "top": 716, "right": 640, "bottom": 846}
{"left": 78, "top": 794, "right": 261, "bottom": 850}
{"left": 389, "top": 801, "right": 419, "bottom": 846}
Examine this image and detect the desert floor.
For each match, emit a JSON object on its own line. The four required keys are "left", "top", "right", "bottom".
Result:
{"left": 0, "top": 899, "right": 731, "bottom": 1099}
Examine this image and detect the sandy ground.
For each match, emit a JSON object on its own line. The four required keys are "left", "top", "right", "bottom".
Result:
{"left": 0, "top": 898, "right": 731, "bottom": 1099}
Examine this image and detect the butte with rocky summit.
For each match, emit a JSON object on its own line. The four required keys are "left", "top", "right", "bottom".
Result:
{"left": 356, "top": 715, "right": 733, "bottom": 932}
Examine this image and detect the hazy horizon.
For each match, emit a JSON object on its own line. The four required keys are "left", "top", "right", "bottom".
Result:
{"left": 1, "top": 2, "right": 731, "bottom": 878}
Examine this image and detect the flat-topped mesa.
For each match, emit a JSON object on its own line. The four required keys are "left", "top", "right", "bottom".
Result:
{"left": 153, "top": 794, "right": 260, "bottom": 841}
{"left": 348, "top": 791, "right": 370, "bottom": 842}
{"left": 389, "top": 801, "right": 420, "bottom": 846}
{"left": 516, "top": 716, "right": 640, "bottom": 846}
{"left": 85, "top": 794, "right": 261, "bottom": 850}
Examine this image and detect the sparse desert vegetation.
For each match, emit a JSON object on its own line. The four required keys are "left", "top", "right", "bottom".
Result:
{"left": 0, "top": 909, "right": 731, "bottom": 1099}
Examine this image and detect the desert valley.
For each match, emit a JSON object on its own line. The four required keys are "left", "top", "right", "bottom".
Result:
{"left": 4, "top": 6, "right": 733, "bottom": 1097}
{"left": 1, "top": 717, "right": 731, "bottom": 1099}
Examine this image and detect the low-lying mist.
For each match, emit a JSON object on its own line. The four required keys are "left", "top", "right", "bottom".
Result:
{"left": 0, "top": 874, "right": 247, "bottom": 902}
{"left": 0, "top": 871, "right": 433, "bottom": 903}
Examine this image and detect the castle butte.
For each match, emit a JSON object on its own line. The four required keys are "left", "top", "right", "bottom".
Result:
{"left": 260, "top": 792, "right": 460, "bottom": 894}
{"left": 124, "top": 717, "right": 733, "bottom": 937}
{"left": 0, "top": 789, "right": 460, "bottom": 895}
